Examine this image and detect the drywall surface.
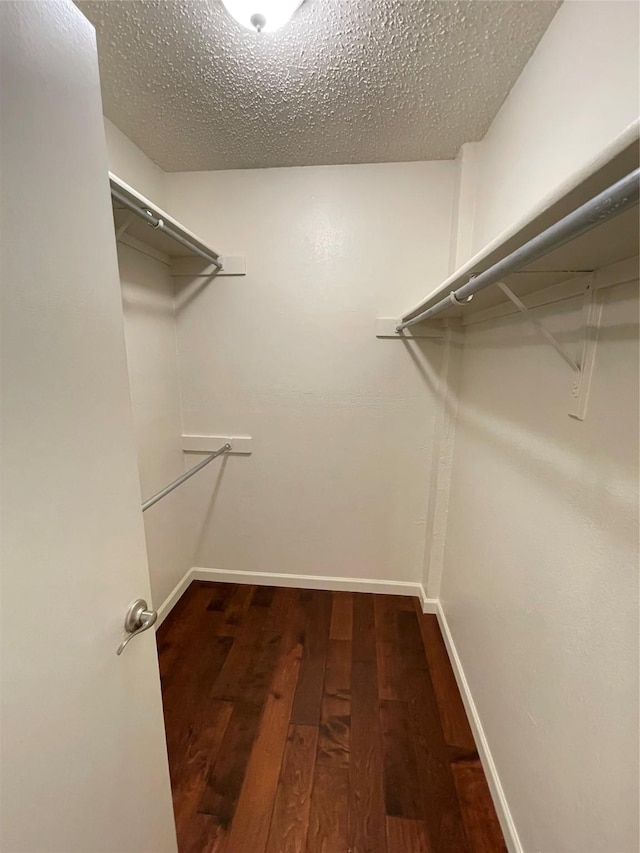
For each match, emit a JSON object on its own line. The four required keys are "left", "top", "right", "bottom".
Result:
{"left": 166, "top": 161, "right": 454, "bottom": 583}
{"left": 118, "top": 244, "right": 190, "bottom": 606}
{"left": 448, "top": 142, "right": 480, "bottom": 275}
{"left": 104, "top": 116, "right": 190, "bottom": 605}
{"left": 441, "top": 281, "right": 639, "bottom": 852}
{"left": 104, "top": 116, "right": 166, "bottom": 205}
{"left": 471, "top": 0, "right": 640, "bottom": 255}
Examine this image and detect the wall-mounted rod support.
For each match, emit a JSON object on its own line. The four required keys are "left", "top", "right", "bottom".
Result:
{"left": 111, "top": 187, "right": 223, "bottom": 271}
{"left": 496, "top": 281, "right": 580, "bottom": 372}
{"left": 397, "top": 167, "right": 640, "bottom": 331}
{"left": 115, "top": 213, "right": 134, "bottom": 241}
{"left": 141, "top": 444, "right": 231, "bottom": 512}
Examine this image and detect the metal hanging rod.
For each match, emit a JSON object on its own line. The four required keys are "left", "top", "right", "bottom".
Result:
{"left": 397, "top": 167, "right": 640, "bottom": 331}
{"left": 141, "top": 444, "right": 231, "bottom": 512}
{"left": 111, "top": 186, "right": 223, "bottom": 271}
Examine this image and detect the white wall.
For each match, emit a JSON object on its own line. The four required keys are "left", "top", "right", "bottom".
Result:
{"left": 104, "top": 117, "right": 191, "bottom": 606}
{"left": 448, "top": 142, "right": 480, "bottom": 274}
{"left": 104, "top": 128, "right": 456, "bottom": 597}
{"left": 441, "top": 281, "right": 639, "bottom": 852}
{"left": 165, "top": 162, "right": 454, "bottom": 585}
{"left": 437, "top": 4, "right": 640, "bottom": 849}
{"left": 104, "top": 116, "right": 166, "bottom": 206}
{"left": 118, "top": 244, "right": 191, "bottom": 606}
{"left": 471, "top": 0, "right": 640, "bottom": 256}
{"left": 102, "top": 6, "right": 640, "bottom": 847}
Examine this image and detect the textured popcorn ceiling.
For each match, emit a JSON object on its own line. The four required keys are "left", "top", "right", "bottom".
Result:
{"left": 78, "top": 0, "right": 560, "bottom": 172}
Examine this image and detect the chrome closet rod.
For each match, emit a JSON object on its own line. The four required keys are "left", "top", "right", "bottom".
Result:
{"left": 141, "top": 444, "right": 231, "bottom": 512}
{"left": 111, "top": 187, "right": 223, "bottom": 271}
{"left": 397, "top": 167, "right": 640, "bottom": 330}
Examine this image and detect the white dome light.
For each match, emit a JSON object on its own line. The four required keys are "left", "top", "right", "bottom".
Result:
{"left": 221, "top": 0, "right": 304, "bottom": 33}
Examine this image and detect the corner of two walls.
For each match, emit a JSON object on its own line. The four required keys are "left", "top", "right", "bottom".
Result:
{"left": 104, "top": 2, "right": 639, "bottom": 846}
{"left": 470, "top": 0, "right": 640, "bottom": 254}
{"left": 423, "top": 0, "right": 640, "bottom": 607}
{"left": 420, "top": 140, "right": 479, "bottom": 602}
{"left": 165, "top": 161, "right": 455, "bottom": 594}
{"left": 104, "top": 117, "right": 459, "bottom": 603}
{"left": 104, "top": 117, "right": 194, "bottom": 608}
{"left": 103, "top": 117, "right": 166, "bottom": 206}
{"left": 426, "top": 3, "right": 640, "bottom": 851}
{"left": 422, "top": 0, "right": 640, "bottom": 598}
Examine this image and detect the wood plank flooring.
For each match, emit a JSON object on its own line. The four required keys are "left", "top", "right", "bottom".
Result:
{"left": 157, "top": 582, "right": 506, "bottom": 853}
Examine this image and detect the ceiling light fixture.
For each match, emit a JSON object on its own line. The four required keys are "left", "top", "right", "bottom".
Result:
{"left": 220, "top": 0, "right": 304, "bottom": 33}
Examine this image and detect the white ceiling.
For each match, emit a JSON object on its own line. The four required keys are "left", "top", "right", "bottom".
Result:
{"left": 78, "top": 0, "right": 560, "bottom": 172}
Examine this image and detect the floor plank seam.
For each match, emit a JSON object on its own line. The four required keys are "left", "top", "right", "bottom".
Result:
{"left": 158, "top": 581, "right": 507, "bottom": 853}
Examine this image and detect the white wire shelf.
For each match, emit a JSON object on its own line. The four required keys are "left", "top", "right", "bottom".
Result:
{"left": 109, "top": 172, "right": 222, "bottom": 269}
{"left": 400, "top": 121, "right": 640, "bottom": 325}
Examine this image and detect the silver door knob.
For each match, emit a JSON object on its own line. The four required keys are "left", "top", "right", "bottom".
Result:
{"left": 116, "top": 598, "right": 157, "bottom": 656}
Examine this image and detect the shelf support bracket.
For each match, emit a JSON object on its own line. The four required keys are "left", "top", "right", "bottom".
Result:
{"left": 569, "top": 277, "right": 603, "bottom": 421}
{"left": 496, "top": 281, "right": 580, "bottom": 372}
{"left": 115, "top": 214, "right": 134, "bottom": 241}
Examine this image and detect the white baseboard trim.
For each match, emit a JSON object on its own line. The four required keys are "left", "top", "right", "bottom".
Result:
{"left": 191, "top": 566, "right": 427, "bottom": 600}
{"left": 156, "top": 566, "right": 431, "bottom": 627}
{"left": 418, "top": 584, "right": 439, "bottom": 614}
{"left": 155, "top": 568, "right": 194, "bottom": 628}
{"left": 435, "top": 601, "right": 522, "bottom": 853}
{"left": 156, "top": 566, "right": 430, "bottom": 626}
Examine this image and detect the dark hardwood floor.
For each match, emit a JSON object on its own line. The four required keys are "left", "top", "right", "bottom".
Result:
{"left": 157, "top": 582, "right": 506, "bottom": 853}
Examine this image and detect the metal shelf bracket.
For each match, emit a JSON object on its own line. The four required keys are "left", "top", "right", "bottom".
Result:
{"left": 569, "top": 278, "right": 603, "bottom": 421}
{"left": 496, "top": 281, "right": 580, "bottom": 372}
{"left": 496, "top": 278, "right": 603, "bottom": 421}
{"left": 115, "top": 214, "right": 134, "bottom": 241}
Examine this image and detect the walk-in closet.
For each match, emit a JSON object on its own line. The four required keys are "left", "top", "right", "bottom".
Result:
{"left": 2, "top": 2, "right": 639, "bottom": 852}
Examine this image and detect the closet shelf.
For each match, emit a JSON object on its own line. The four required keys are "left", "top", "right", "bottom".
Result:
{"left": 398, "top": 121, "right": 640, "bottom": 327}
{"left": 110, "top": 173, "right": 222, "bottom": 272}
